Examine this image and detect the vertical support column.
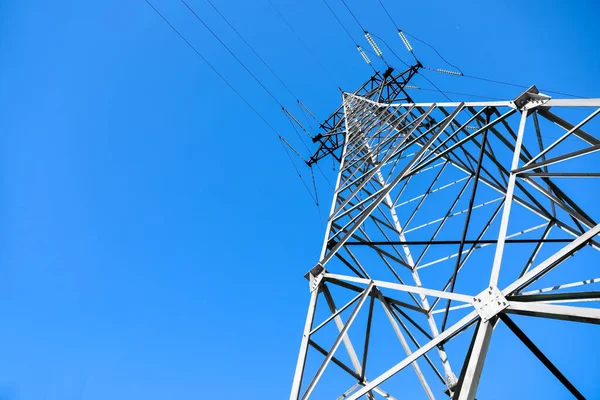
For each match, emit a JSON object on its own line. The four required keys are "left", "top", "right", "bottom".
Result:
{"left": 489, "top": 109, "right": 528, "bottom": 286}
{"left": 458, "top": 108, "right": 528, "bottom": 400}
{"left": 455, "top": 318, "right": 496, "bottom": 400}
{"left": 372, "top": 155, "right": 458, "bottom": 387}
{"left": 319, "top": 94, "right": 356, "bottom": 262}
{"left": 290, "top": 277, "right": 321, "bottom": 400}
{"left": 378, "top": 291, "right": 435, "bottom": 400}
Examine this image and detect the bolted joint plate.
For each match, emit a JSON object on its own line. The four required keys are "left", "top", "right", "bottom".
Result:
{"left": 308, "top": 264, "right": 325, "bottom": 292}
{"left": 473, "top": 286, "right": 508, "bottom": 322}
{"left": 511, "top": 85, "right": 551, "bottom": 111}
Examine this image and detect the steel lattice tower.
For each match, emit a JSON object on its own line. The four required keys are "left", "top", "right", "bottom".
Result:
{"left": 290, "top": 65, "right": 600, "bottom": 399}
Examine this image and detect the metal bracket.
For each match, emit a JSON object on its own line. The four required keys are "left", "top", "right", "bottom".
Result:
{"left": 307, "top": 263, "right": 325, "bottom": 292}
{"left": 511, "top": 85, "right": 551, "bottom": 111}
{"left": 473, "top": 286, "right": 508, "bottom": 322}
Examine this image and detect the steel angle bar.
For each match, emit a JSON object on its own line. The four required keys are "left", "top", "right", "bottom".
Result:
{"left": 337, "top": 383, "right": 361, "bottom": 400}
{"left": 377, "top": 292, "right": 436, "bottom": 400}
{"left": 372, "top": 160, "right": 459, "bottom": 386}
{"left": 509, "top": 291, "right": 600, "bottom": 303}
{"left": 499, "top": 314, "right": 585, "bottom": 399}
{"left": 310, "top": 289, "right": 366, "bottom": 335}
{"left": 330, "top": 223, "right": 411, "bottom": 269}
{"left": 391, "top": 304, "right": 434, "bottom": 340}
{"left": 522, "top": 172, "right": 600, "bottom": 178}
{"left": 520, "top": 178, "right": 596, "bottom": 229}
{"left": 321, "top": 285, "right": 381, "bottom": 400}
{"left": 301, "top": 281, "right": 374, "bottom": 399}
{"left": 342, "top": 109, "right": 396, "bottom": 162}
{"left": 325, "top": 277, "right": 425, "bottom": 314}
{"left": 388, "top": 307, "right": 446, "bottom": 384}
{"left": 427, "top": 200, "right": 505, "bottom": 312}
{"left": 412, "top": 180, "right": 476, "bottom": 271}
{"left": 518, "top": 223, "right": 553, "bottom": 279}
{"left": 308, "top": 339, "right": 361, "bottom": 381}
{"left": 431, "top": 303, "right": 472, "bottom": 315}
{"left": 332, "top": 106, "right": 434, "bottom": 215}
{"left": 504, "top": 223, "right": 600, "bottom": 295}
{"left": 521, "top": 277, "right": 600, "bottom": 295}
{"left": 330, "top": 185, "right": 386, "bottom": 222}
{"left": 412, "top": 106, "right": 488, "bottom": 171}
{"left": 400, "top": 162, "right": 449, "bottom": 232}
{"left": 532, "top": 111, "right": 557, "bottom": 218}
{"left": 388, "top": 101, "right": 512, "bottom": 108}
{"left": 537, "top": 108, "right": 600, "bottom": 146}
{"left": 494, "top": 108, "right": 535, "bottom": 161}
{"left": 319, "top": 105, "right": 444, "bottom": 266}
{"left": 319, "top": 97, "right": 355, "bottom": 261}
{"left": 346, "top": 238, "right": 570, "bottom": 246}
{"left": 447, "top": 319, "right": 481, "bottom": 400}
{"left": 395, "top": 176, "right": 470, "bottom": 209}
{"left": 290, "top": 287, "right": 320, "bottom": 400}
{"left": 448, "top": 151, "right": 552, "bottom": 222}
{"left": 442, "top": 113, "right": 491, "bottom": 330}
{"left": 405, "top": 109, "right": 517, "bottom": 179}
{"left": 360, "top": 294, "right": 375, "bottom": 382}
{"left": 543, "top": 98, "right": 600, "bottom": 107}
{"left": 553, "top": 219, "right": 600, "bottom": 251}
{"left": 323, "top": 273, "right": 475, "bottom": 304}
{"left": 334, "top": 251, "right": 369, "bottom": 279}
{"left": 405, "top": 196, "right": 501, "bottom": 235}
{"left": 489, "top": 109, "right": 528, "bottom": 287}
{"left": 345, "top": 310, "right": 479, "bottom": 400}
{"left": 437, "top": 107, "right": 486, "bottom": 171}
{"left": 516, "top": 144, "right": 600, "bottom": 174}
{"left": 308, "top": 341, "right": 395, "bottom": 400}
{"left": 455, "top": 317, "right": 497, "bottom": 400}
{"left": 506, "top": 301, "right": 600, "bottom": 324}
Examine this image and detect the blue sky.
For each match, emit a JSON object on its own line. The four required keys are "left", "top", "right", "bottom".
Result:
{"left": 1, "top": 0, "right": 599, "bottom": 399}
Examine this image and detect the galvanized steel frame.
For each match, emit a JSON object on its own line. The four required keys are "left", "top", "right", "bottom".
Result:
{"left": 291, "top": 84, "right": 600, "bottom": 399}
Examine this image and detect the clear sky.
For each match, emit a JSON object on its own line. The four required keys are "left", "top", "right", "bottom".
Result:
{"left": 1, "top": 0, "right": 599, "bottom": 399}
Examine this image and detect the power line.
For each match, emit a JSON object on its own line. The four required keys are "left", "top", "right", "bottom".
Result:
{"left": 180, "top": 0, "right": 285, "bottom": 108}
{"left": 319, "top": 0, "right": 377, "bottom": 72}
{"left": 406, "top": 86, "right": 504, "bottom": 101}
{"left": 145, "top": 0, "right": 278, "bottom": 136}
{"left": 404, "top": 32, "right": 463, "bottom": 74}
{"left": 369, "top": 32, "right": 409, "bottom": 67}
{"left": 144, "top": 0, "right": 319, "bottom": 206}
{"left": 374, "top": 0, "right": 585, "bottom": 99}
{"left": 203, "top": 0, "right": 301, "bottom": 102}
{"left": 339, "top": 0, "right": 366, "bottom": 32}
{"left": 265, "top": 0, "right": 340, "bottom": 88}
{"left": 320, "top": 0, "right": 358, "bottom": 45}
{"left": 418, "top": 73, "right": 453, "bottom": 101}
{"left": 460, "top": 73, "right": 585, "bottom": 99}
{"left": 373, "top": 0, "right": 586, "bottom": 100}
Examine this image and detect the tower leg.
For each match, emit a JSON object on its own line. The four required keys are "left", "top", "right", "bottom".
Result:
{"left": 290, "top": 284, "right": 320, "bottom": 400}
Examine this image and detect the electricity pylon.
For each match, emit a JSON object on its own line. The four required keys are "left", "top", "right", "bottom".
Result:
{"left": 290, "top": 65, "right": 600, "bottom": 399}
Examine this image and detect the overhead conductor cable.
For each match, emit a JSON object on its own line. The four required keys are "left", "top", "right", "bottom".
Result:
{"left": 145, "top": 0, "right": 320, "bottom": 207}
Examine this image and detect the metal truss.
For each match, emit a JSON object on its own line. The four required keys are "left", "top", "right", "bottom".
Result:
{"left": 291, "top": 86, "right": 600, "bottom": 399}
{"left": 307, "top": 64, "right": 421, "bottom": 166}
